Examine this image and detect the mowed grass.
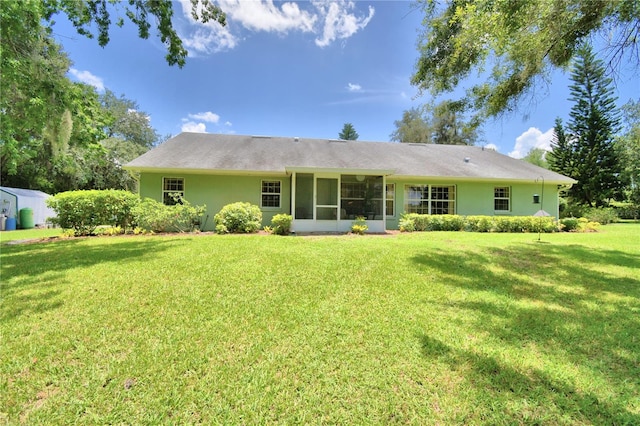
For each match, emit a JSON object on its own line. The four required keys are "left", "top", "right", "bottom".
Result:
{"left": 1, "top": 226, "right": 639, "bottom": 424}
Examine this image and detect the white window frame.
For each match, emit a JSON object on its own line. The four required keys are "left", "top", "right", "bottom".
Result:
{"left": 163, "top": 177, "right": 184, "bottom": 205}
{"left": 404, "top": 184, "right": 456, "bottom": 215}
{"left": 494, "top": 186, "right": 511, "bottom": 212}
{"left": 386, "top": 183, "right": 395, "bottom": 217}
{"left": 261, "top": 180, "right": 282, "bottom": 209}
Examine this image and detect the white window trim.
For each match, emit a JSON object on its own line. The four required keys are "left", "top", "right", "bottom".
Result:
{"left": 261, "top": 179, "right": 282, "bottom": 209}
{"left": 162, "top": 177, "right": 185, "bottom": 205}
{"left": 404, "top": 184, "right": 456, "bottom": 215}
{"left": 386, "top": 183, "right": 395, "bottom": 217}
{"left": 494, "top": 186, "right": 511, "bottom": 212}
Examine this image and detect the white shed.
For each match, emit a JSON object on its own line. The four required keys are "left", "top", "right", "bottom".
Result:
{"left": 0, "top": 187, "right": 56, "bottom": 228}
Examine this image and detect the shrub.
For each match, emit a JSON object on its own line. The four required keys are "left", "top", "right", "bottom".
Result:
{"left": 132, "top": 197, "right": 206, "bottom": 233}
{"left": 614, "top": 204, "right": 639, "bottom": 220}
{"left": 465, "top": 216, "right": 493, "bottom": 232}
{"left": 270, "top": 214, "right": 293, "bottom": 235}
{"left": 584, "top": 207, "right": 618, "bottom": 225}
{"left": 561, "top": 202, "right": 587, "bottom": 219}
{"left": 399, "top": 215, "right": 415, "bottom": 232}
{"left": 560, "top": 218, "right": 580, "bottom": 232}
{"left": 351, "top": 216, "right": 368, "bottom": 235}
{"left": 47, "top": 190, "right": 140, "bottom": 236}
{"left": 214, "top": 202, "right": 262, "bottom": 234}
{"left": 400, "top": 214, "right": 557, "bottom": 233}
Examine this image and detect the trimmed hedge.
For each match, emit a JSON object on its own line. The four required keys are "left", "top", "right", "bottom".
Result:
{"left": 47, "top": 190, "right": 139, "bottom": 236}
{"left": 399, "top": 214, "right": 558, "bottom": 233}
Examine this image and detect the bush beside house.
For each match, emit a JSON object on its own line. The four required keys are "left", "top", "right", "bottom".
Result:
{"left": 214, "top": 202, "right": 262, "bottom": 234}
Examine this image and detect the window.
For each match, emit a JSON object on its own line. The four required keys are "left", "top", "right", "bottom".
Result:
{"left": 386, "top": 184, "right": 395, "bottom": 217}
{"left": 494, "top": 187, "right": 510, "bottom": 211}
{"left": 163, "top": 177, "right": 184, "bottom": 205}
{"left": 261, "top": 180, "right": 281, "bottom": 208}
{"left": 405, "top": 185, "right": 456, "bottom": 215}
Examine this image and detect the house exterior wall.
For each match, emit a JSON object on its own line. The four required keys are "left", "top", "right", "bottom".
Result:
{"left": 139, "top": 172, "right": 559, "bottom": 232}
{"left": 138, "top": 173, "right": 291, "bottom": 231}
{"left": 385, "top": 179, "right": 559, "bottom": 230}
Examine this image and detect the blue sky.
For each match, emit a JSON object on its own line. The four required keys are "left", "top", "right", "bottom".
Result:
{"left": 52, "top": 0, "right": 638, "bottom": 158}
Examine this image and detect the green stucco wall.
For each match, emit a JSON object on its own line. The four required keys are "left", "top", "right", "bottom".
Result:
{"left": 138, "top": 173, "right": 559, "bottom": 231}
{"left": 385, "top": 179, "right": 559, "bottom": 229}
{"left": 138, "top": 173, "right": 291, "bottom": 231}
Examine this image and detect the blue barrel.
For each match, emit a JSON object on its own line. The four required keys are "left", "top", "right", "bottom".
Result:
{"left": 5, "top": 217, "right": 17, "bottom": 231}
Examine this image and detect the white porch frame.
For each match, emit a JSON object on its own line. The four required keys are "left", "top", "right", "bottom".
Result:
{"left": 288, "top": 167, "right": 394, "bottom": 233}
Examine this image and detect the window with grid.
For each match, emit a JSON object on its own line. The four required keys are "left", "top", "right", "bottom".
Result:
{"left": 386, "top": 184, "right": 395, "bottom": 217}
{"left": 494, "top": 187, "right": 510, "bottom": 211}
{"left": 405, "top": 185, "right": 455, "bottom": 215}
{"left": 261, "top": 180, "right": 281, "bottom": 208}
{"left": 163, "top": 178, "right": 184, "bottom": 205}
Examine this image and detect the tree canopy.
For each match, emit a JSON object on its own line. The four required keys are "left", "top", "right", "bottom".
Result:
{"left": 549, "top": 46, "right": 622, "bottom": 207}
{"left": 390, "top": 101, "right": 480, "bottom": 145}
{"left": 0, "top": 1, "right": 171, "bottom": 193}
{"left": 412, "top": 0, "right": 639, "bottom": 120}
{"left": 46, "top": 0, "right": 226, "bottom": 67}
{"left": 339, "top": 123, "right": 359, "bottom": 140}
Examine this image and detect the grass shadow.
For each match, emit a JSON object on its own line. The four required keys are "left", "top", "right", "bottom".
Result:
{"left": 411, "top": 240, "right": 640, "bottom": 423}
{"left": 1, "top": 237, "right": 187, "bottom": 320}
{"left": 419, "top": 334, "right": 639, "bottom": 424}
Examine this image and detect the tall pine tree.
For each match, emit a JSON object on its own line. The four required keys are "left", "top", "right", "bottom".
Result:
{"left": 548, "top": 118, "right": 572, "bottom": 175}
{"left": 562, "top": 45, "right": 621, "bottom": 207}
{"left": 339, "top": 123, "right": 359, "bottom": 140}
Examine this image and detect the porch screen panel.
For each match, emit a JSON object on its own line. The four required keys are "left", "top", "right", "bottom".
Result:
{"left": 316, "top": 178, "right": 338, "bottom": 220}
{"left": 340, "top": 175, "right": 384, "bottom": 219}
{"left": 295, "top": 173, "right": 313, "bottom": 219}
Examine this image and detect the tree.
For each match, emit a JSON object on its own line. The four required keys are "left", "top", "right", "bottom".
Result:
{"left": 563, "top": 45, "right": 622, "bottom": 207}
{"left": 390, "top": 102, "right": 480, "bottom": 145}
{"left": 0, "top": 0, "right": 74, "bottom": 179}
{"left": 547, "top": 118, "right": 573, "bottom": 175}
{"left": 431, "top": 100, "right": 480, "bottom": 145}
{"left": 339, "top": 123, "right": 359, "bottom": 140}
{"left": 616, "top": 99, "right": 640, "bottom": 206}
{"left": 411, "top": 0, "right": 639, "bottom": 121}
{"left": 389, "top": 107, "right": 431, "bottom": 143}
{"left": 100, "top": 90, "right": 160, "bottom": 149}
{"left": 47, "top": 0, "right": 226, "bottom": 67}
{"left": 522, "top": 148, "right": 549, "bottom": 169}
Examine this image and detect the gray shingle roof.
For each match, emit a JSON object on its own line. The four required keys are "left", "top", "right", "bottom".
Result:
{"left": 124, "top": 133, "right": 575, "bottom": 184}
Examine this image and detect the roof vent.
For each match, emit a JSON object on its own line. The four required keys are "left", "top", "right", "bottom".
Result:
{"left": 464, "top": 157, "right": 471, "bottom": 163}
{"left": 294, "top": 137, "right": 299, "bottom": 142}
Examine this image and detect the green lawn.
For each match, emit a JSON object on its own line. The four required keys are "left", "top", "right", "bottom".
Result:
{"left": 1, "top": 226, "right": 639, "bottom": 424}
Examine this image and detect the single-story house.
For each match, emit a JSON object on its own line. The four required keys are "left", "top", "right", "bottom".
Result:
{"left": 123, "top": 133, "right": 575, "bottom": 233}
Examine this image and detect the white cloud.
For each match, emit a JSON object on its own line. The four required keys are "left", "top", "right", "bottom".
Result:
{"left": 188, "top": 111, "right": 220, "bottom": 123}
{"left": 314, "top": 1, "right": 375, "bottom": 47}
{"left": 181, "top": 121, "right": 207, "bottom": 133}
{"left": 224, "top": 121, "right": 233, "bottom": 126}
{"left": 484, "top": 143, "right": 499, "bottom": 151}
{"left": 509, "top": 127, "right": 554, "bottom": 158}
{"left": 176, "top": 0, "right": 375, "bottom": 54}
{"left": 219, "top": 0, "right": 316, "bottom": 33}
{"left": 347, "top": 83, "right": 362, "bottom": 92}
{"left": 69, "top": 68, "right": 105, "bottom": 91}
